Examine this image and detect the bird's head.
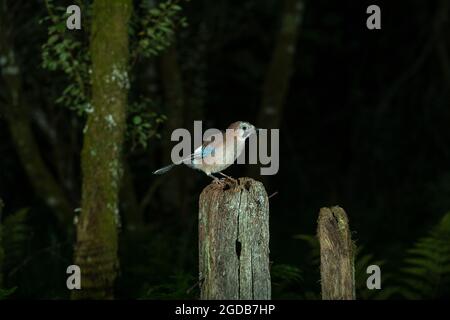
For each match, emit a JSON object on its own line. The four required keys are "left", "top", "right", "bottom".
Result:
{"left": 228, "top": 121, "right": 258, "bottom": 140}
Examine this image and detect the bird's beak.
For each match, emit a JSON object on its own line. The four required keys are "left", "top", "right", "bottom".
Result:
{"left": 249, "top": 128, "right": 261, "bottom": 137}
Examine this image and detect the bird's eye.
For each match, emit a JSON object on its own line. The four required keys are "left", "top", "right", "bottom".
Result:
{"left": 242, "top": 126, "right": 247, "bottom": 131}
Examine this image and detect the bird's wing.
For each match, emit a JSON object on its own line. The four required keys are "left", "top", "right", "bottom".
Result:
{"left": 189, "top": 143, "right": 215, "bottom": 162}
{"left": 177, "top": 131, "right": 225, "bottom": 164}
{"left": 181, "top": 133, "right": 223, "bottom": 164}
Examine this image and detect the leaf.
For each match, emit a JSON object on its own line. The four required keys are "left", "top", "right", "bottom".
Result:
{"left": 396, "top": 212, "right": 450, "bottom": 298}
{"left": 0, "top": 287, "right": 17, "bottom": 300}
{"left": 133, "top": 116, "right": 142, "bottom": 125}
{"left": 271, "top": 264, "right": 303, "bottom": 283}
{"left": 2, "top": 208, "right": 30, "bottom": 271}
{"left": 150, "top": 8, "right": 161, "bottom": 16}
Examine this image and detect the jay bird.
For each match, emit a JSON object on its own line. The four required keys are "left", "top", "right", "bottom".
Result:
{"left": 153, "top": 121, "right": 258, "bottom": 182}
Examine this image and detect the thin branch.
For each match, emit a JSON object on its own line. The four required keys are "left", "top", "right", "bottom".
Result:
{"left": 138, "top": 175, "right": 165, "bottom": 215}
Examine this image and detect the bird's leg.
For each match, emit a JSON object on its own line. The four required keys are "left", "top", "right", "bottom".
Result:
{"left": 207, "top": 173, "right": 224, "bottom": 184}
{"left": 218, "top": 172, "right": 236, "bottom": 182}
{"left": 207, "top": 173, "right": 218, "bottom": 180}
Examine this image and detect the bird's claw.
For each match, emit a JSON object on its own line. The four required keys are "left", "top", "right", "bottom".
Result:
{"left": 213, "top": 178, "right": 226, "bottom": 185}
{"left": 225, "top": 178, "right": 238, "bottom": 186}
{"left": 213, "top": 177, "right": 238, "bottom": 188}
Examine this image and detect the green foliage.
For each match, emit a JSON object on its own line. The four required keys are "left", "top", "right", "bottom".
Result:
{"left": 0, "top": 207, "right": 29, "bottom": 299}
{"left": 41, "top": 0, "right": 91, "bottom": 115}
{"left": 271, "top": 264, "right": 303, "bottom": 283}
{"left": 293, "top": 234, "right": 320, "bottom": 266}
{"left": 271, "top": 263, "right": 303, "bottom": 299}
{"left": 292, "top": 234, "right": 322, "bottom": 299}
{"left": 132, "top": 0, "right": 189, "bottom": 59}
{"left": 397, "top": 212, "right": 450, "bottom": 299}
{"left": 2, "top": 208, "right": 30, "bottom": 272}
{"left": 0, "top": 287, "right": 17, "bottom": 300}
{"left": 127, "top": 98, "right": 167, "bottom": 150}
{"left": 118, "top": 226, "right": 199, "bottom": 299}
{"left": 41, "top": 0, "right": 175, "bottom": 147}
{"left": 128, "top": 0, "right": 189, "bottom": 150}
{"left": 140, "top": 272, "right": 197, "bottom": 299}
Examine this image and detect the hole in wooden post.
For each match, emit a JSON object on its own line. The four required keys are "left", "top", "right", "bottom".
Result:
{"left": 235, "top": 240, "right": 242, "bottom": 258}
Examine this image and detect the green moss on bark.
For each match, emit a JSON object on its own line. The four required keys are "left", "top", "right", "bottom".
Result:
{"left": 73, "top": 0, "right": 132, "bottom": 300}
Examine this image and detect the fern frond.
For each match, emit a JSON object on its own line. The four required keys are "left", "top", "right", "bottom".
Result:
{"left": 270, "top": 263, "right": 303, "bottom": 299}
{"left": 0, "top": 287, "right": 16, "bottom": 300}
{"left": 271, "top": 263, "right": 303, "bottom": 283}
{"left": 397, "top": 212, "right": 450, "bottom": 299}
{"left": 293, "top": 234, "right": 320, "bottom": 266}
{"left": 2, "top": 208, "right": 30, "bottom": 272}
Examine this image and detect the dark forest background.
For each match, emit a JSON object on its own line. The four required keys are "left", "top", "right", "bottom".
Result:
{"left": 0, "top": 0, "right": 449, "bottom": 299}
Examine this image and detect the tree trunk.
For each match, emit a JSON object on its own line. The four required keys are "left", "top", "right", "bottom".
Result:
{"left": 199, "top": 178, "right": 271, "bottom": 300}
{"left": 159, "top": 44, "right": 185, "bottom": 213}
{"left": 317, "top": 206, "right": 355, "bottom": 300}
{"left": 73, "top": 0, "right": 132, "bottom": 299}
{"left": 248, "top": 0, "right": 304, "bottom": 181}
{"left": 0, "top": 4, "right": 73, "bottom": 229}
{"left": 257, "top": 0, "right": 304, "bottom": 130}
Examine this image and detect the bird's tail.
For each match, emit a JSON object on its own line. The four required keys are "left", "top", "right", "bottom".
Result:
{"left": 153, "top": 163, "right": 177, "bottom": 175}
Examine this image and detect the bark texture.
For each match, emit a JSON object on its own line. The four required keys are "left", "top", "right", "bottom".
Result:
{"left": 73, "top": 0, "right": 132, "bottom": 299}
{"left": 199, "top": 178, "right": 271, "bottom": 300}
{"left": 317, "top": 206, "right": 355, "bottom": 300}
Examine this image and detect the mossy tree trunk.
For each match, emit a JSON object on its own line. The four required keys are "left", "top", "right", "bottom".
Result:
{"left": 72, "top": 0, "right": 132, "bottom": 299}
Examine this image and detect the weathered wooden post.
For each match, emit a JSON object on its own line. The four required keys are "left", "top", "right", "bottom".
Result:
{"left": 199, "top": 178, "right": 271, "bottom": 300}
{"left": 317, "top": 206, "right": 355, "bottom": 300}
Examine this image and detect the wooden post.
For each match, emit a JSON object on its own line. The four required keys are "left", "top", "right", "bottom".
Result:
{"left": 199, "top": 178, "right": 271, "bottom": 300}
{"left": 317, "top": 206, "right": 355, "bottom": 300}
